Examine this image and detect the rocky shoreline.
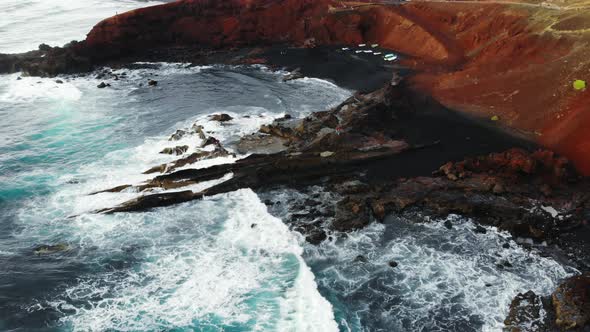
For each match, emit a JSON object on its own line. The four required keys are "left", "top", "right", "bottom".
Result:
{"left": 82, "top": 65, "right": 588, "bottom": 330}
{"left": 2, "top": 0, "right": 589, "bottom": 330}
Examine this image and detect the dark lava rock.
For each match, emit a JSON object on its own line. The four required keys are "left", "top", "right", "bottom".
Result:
{"left": 444, "top": 220, "right": 453, "bottom": 230}
{"left": 503, "top": 243, "right": 511, "bottom": 249}
{"left": 237, "top": 133, "right": 287, "bottom": 154}
{"left": 97, "top": 82, "right": 110, "bottom": 88}
{"left": 283, "top": 68, "right": 304, "bottom": 82}
{"left": 552, "top": 273, "right": 590, "bottom": 330}
{"left": 169, "top": 129, "right": 187, "bottom": 141}
{"left": 209, "top": 113, "right": 233, "bottom": 122}
{"left": 160, "top": 145, "right": 189, "bottom": 155}
{"left": 38, "top": 43, "right": 52, "bottom": 52}
{"left": 148, "top": 79, "right": 158, "bottom": 86}
{"left": 388, "top": 260, "right": 398, "bottom": 268}
{"left": 305, "top": 229, "right": 327, "bottom": 245}
{"left": 16, "top": 76, "right": 22, "bottom": 80}
{"left": 201, "top": 136, "right": 222, "bottom": 148}
{"left": 55, "top": 79, "right": 63, "bottom": 84}
{"left": 331, "top": 197, "right": 371, "bottom": 232}
{"left": 504, "top": 290, "right": 553, "bottom": 332}
{"left": 474, "top": 225, "right": 488, "bottom": 234}
{"left": 0, "top": 42, "right": 92, "bottom": 77}
{"left": 354, "top": 255, "right": 368, "bottom": 263}
{"left": 293, "top": 223, "right": 327, "bottom": 245}
{"left": 251, "top": 223, "right": 257, "bottom": 229}
{"left": 143, "top": 146, "right": 231, "bottom": 175}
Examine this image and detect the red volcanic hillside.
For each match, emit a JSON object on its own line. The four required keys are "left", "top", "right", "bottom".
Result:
{"left": 84, "top": 0, "right": 590, "bottom": 174}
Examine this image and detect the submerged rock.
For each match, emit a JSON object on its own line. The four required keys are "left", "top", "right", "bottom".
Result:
{"left": 33, "top": 243, "right": 71, "bottom": 255}
{"left": 282, "top": 68, "right": 304, "bottom": 82}
{"left": 209, "top": 113, "right": 233, "bottom": 122}
{"left": 354, "top": 255, "right": 368, "bottom": 263}
{"left": 169, "top": 129, "right": 187, "bottom": 141}
{"left": 97, "top": 82, "right": 109, "bottom": 88}
{"left": 201, "top": 136, "right": 222, "bottom": 148}
{"left": 160, "top": 145, "right": 189, "bottom": 155}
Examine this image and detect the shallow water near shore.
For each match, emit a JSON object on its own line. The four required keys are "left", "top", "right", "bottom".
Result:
{"left": 0, "top": 64, "right": 348, "bottom": 331}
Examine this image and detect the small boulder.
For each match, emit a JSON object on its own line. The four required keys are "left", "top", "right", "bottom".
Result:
{"left": 55, "top": 79, "right": 63, "bottom": 84}
{"left": 388, "top": 261, "right": 398, "bottom": 268}
{"left": 354, "top": 255, "right": 368, "bottom": 263}
{"left": 97, "top": 82, "right": 110, "bottom": 89}
{"left": 148, "top": 79, "right": 158, "bottom": 86}
{"left": 169, "top": 129, "right": 187, "bottom": 141}
{"left": 192, "top": 125, "right": 207, "bottom": 140}
{"left": 305, "top": 229, "right": 327, "bottom": 245}
{"left": 209, "top": 113, "right": 233, "bottom": 122}
{"left": 38, "top": 43, "right": 52, "bottom": 52}
{"left": 283, "top": 69, "right": 304, "bottom": 82}
{"left": 201, "top": 136, "right": 222, "bottom": 148}
{"left": 444, "top": 220, "right": 453, "bottom": 230}
{"left": 159, "top": 145, "right": 189, "bottom": 155}
{"left": 474, "top": 225, "right": 488, "bottom": 234}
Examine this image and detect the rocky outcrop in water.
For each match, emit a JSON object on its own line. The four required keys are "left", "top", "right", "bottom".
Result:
{"left": 553, "top": 273, "right": 590, "bottom": 330}
{"left": 505, "top": 273, "right": 590, "bottom": 331}
{"left": 88, "top": 77, "right": 589, "bottom": 275}
{"left": 504, "top": 290, "right": 554, "bottom": 332}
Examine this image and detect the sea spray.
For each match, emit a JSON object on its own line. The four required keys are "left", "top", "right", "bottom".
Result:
{"left": 46, "top": 190, "right": 338, "bottom": 331}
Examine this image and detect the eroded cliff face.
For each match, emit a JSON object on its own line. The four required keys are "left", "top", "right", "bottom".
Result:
{"left": 82, "top": 0, "right": 590, "bottom": 174}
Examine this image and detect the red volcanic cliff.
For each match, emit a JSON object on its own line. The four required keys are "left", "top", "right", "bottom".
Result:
{"left": 84, "top": 0, "right": 590, "bottom": 174}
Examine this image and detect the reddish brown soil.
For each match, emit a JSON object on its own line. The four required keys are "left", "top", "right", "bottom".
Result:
{"left": 83, "top": 0, "right": 590, "bottom": 174}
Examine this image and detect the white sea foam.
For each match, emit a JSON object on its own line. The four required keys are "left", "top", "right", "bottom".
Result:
{"left": 303, "top": 214, "right": 575, "bottom": 331}
{"left": 45, "top": 190, "right": 338, "bottom": 332}
{"left": 0, "top": 74, "right": 83, "bottom": 102}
